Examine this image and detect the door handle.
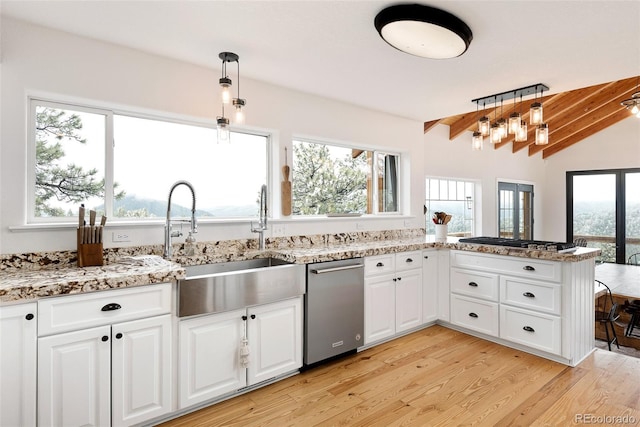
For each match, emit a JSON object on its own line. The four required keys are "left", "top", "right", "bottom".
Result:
{"left": 311, "top": 264, "right": 364, "bottom": 274}
{"left": 101, "top": 303, "right": 122, "bottom": 311}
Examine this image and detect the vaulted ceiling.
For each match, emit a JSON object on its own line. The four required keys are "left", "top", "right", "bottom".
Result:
{"left": 424, "top": 76, "right": 640, "bottom": 158}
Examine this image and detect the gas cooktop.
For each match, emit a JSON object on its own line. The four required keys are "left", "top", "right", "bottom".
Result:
{"left": 458, "top": 237, "right": 577, "bottom": 253}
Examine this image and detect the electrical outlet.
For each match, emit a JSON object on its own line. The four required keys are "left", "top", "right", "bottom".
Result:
{"left": 272, "top": 225, "right": 286, "bottom": 237}
{"left": 112, "top": 232, "right": 131, "bottom": 242}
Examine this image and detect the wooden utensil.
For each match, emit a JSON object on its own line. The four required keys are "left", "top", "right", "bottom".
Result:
{"left": 281, "top": 147, "right": 292, "bottom": 216}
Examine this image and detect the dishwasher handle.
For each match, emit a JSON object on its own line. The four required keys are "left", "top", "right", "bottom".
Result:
{"left": 310, "top": 264, "right": 364, "bottom": 274}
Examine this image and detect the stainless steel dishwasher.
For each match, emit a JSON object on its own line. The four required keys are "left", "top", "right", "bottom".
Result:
{"left": 304, "top": 258, "right": 364, "bottom": 365}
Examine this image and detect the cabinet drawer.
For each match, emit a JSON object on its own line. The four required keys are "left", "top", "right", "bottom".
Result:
{"left": 451, "top": 251, "right": 561, "bottom": 283}
{"left": 500, "top": 276, "right": 561, "bottom": 315}
{"left": 364, "top": 255, "right": 395, "bottom": 277}
{"left": 500, "top": 306, "right": 561, "bottom": 355}
{"left": 395, "top": 251, "right": 422, "bottom": 272}
{"left": 38, "top": 283, "right": 172, "bottom": 336}
{"left": 451, "top": 268, "right": 499, "bottom": 301}
{"left": 450, "top": 295, "right": 499, "bottom": 337}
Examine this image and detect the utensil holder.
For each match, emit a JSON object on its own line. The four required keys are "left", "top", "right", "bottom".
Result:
{"left": 435, "top": 224, "right": 448, "bottom": 242}
{"left": 77, "top": 228, "right": 104, "bottom": 267}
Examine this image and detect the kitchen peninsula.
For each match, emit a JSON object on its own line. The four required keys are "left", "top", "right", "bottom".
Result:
{"left": 0, "top": 232, "right": 599, "bottom": 427}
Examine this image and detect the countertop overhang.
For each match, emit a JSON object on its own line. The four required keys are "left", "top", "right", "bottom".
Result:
{"left": 0, "top": 237, "right": 600, "bottom": 304}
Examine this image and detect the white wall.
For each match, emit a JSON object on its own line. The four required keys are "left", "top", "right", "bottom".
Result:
{"left": 424, "top": 124, "right": 546, "bottom": 238}
{"left": 541, "top": 118, "right": 640, "bottom": 241}
{"left": 0, "top": 17, "right": 424, "bottom": 254}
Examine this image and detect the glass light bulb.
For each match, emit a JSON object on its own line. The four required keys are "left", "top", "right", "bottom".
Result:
{"left": 631, "top": 104, "right": 640, "bottom": 115}
{"left": 221, "top": 85, "right": 232, "bottom": 104}
{"left": 508, "top": 113, "right": 521, "bottom": 135}
{"left": 217, "top": 125, "right": 230, "bottom": 142}
{"left": 515, "top": 120, "right": 528, "bottom": 142}
{"left": 530, "top": 102, "right": 543, "bottom": 125}
{"left": 234, "top": 106, "right": 245, "bottom": 124}
{"left": 472, "top": 131, "right": 483, "bottom": 151}
{"left": 535, "top": 123, "right": 549, "bottom": 145}
{"left": 497, "top": 118, "right": 507, "bottom": 138}
{"left": 478, "top": 116, "right": 490, "bottom": 136}
{"left": 490, "top": 123, "right": 502, "bottom": 143}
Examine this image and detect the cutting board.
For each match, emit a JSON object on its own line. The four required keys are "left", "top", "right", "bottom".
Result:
{"left": 281, "top": 164, "right": 292, "bottom": 216}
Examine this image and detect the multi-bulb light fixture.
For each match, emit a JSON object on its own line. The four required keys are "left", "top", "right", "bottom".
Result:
{"left": 217, "top": 52, "right": 246, "bottom": 142}
{"left": 471, "top": 83, "right": 550, "bottom": 150}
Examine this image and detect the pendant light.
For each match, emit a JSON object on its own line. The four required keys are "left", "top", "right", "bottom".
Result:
{"left": 489, "top": 99, "right": 502, "bottom": 143}
{"left": 478, "top": 101, "right": 490, "bottom": 136}
{"left": 508, "top": 92, "right": 521, "bottom": 135}
{"left": 515, "top": 94, "right": 528, "bottom": 142}
{"left": 530, "top": 87, "right": 543, "bottom": 125}
{"left": 216, "top": 52, "right": 247, "bottom": 142}
{"left": 496, "top": 97, "right": 507, "bottom": 138}
{"left": 535, "top": 123, "right": 549, "bottom": 145}
{"left": 471, "top": 102, "right": 483, "bottom": 150}
{"left": 621, "top": 76, "right": 640, "bottom": 118}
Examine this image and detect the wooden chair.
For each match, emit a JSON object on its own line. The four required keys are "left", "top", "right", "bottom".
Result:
{"left": 595, "top": 280, "right": 620, "bottom": 351}
{"left": 628, "top": 253, "right": 640, "bottom": 265}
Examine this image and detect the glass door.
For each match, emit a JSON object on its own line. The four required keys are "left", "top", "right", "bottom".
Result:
{"left": 626, "top": 172, "right": 640, "bottom": 263}
{"left": 498, "top": 182, "right": 533, "bottom": 240}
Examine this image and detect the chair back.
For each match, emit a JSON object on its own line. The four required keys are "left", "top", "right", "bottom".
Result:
{"left": 573, "top": 238, "right": 587, "bottom": 247}
{"left": 595, "top": 279, "right": 615, "bottom": 314}
{"left": 628, "top": 253, "right": 640, "bottom": 265}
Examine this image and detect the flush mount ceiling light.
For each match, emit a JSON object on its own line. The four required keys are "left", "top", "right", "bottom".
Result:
{"left": 374, "top": 4, "right": 472, "bottom": 59}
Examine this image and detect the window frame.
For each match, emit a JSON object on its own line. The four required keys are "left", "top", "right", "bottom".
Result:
{"left": 425, "top": 177, "right": 478, "bottom": 237}
{"left": 291, "top": 137, "right": 403, "bottom": 217}
{"left": 27, "top": 96, "right": 271, "bottom": 224}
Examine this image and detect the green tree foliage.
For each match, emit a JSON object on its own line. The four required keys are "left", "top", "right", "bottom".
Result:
{"left": 35, "top": 107, "right": 124, "bottom": 216}
{"left": 292, "top": 142, "right": 367, "bottom": 215}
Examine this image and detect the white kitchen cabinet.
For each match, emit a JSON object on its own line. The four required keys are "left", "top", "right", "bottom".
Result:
{"left": 421, "top": 249, "right": 438, "bottom": 324}
{"left": 38, "top": 325, "right": 112, "bottom": 427}
{"left": 449, "top": 250, "right": 595, "bottom": 366}
{"left": 364, "top": 251, "right": 422, "bottom": 345}
{"left": 179, "top": 297, "right": 303, "bottom": 409}
{"left": 247, "top": 297, "right": 302, "bottom": 386}
{"left": 37, "top": 283, "right": 173, "bottom": 427}
{"left": 179, "top": 309, "right": 246, "bottom": 409}
{"left": 0, "top": 302, "right": 37, "bottom": 427}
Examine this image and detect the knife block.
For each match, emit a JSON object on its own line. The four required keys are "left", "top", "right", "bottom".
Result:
{"left": 77, "top": 228, "right": 104, "bottom": 267}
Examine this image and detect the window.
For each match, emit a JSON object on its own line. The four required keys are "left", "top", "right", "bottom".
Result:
{"left": 567, "top": 168, "right": 640, "bottom": 263}
{"left": 291, "top": 139, "right": 400, "bottom": 216}
{"left": 29, "top": 99, "right": 269, "bottom": 222}
{"left": 498, "top": 182, "right": 534, "bottom": 240}
{"left": 425, "top": 178, "right": 475, "bottom": 237}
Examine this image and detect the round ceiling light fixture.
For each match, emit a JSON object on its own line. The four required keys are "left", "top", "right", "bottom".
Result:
{"left": 374, "top": 4, "right": 472, "bottom": 59}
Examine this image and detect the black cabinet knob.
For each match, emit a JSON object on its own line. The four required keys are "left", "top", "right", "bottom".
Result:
{"left": 251, "top": 314, "right": 256, "bottom": 319}
{"left": 115, "top": 333, "right": 123, "bottom": 339}
{"left": 242, "top": 315, "right": 247, "bottom": 321}
{"left": 25, "top": 313, "right": 34, "bottom": 320}
{"left": 101, "top": 336, "right": 109, "bottom": 342}
{"left": 393, "top": 278, "right": 397, "bottom": 282}
{"left": 424, "top": 256, "right": 429, "bottom": 259}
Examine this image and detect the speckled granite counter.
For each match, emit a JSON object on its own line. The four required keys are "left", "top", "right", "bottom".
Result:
{"left": 0, "top": 231, "right": 600, "bottom": 304}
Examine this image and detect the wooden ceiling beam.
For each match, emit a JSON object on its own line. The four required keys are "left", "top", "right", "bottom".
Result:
{"left": 528, "top": 84, "right": 638, "bottom": 156}
{"left": 541, "top": 109, "right": 632, "bottom": 158}
{"left": 423, "top": 119, "right": 442, "bottom": 133}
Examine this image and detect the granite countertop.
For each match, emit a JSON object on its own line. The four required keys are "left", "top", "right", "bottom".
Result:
{"left": 0, "top": 235, "right": 600, "bottom": 304}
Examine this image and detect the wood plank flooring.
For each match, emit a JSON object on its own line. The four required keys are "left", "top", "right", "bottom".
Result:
{"left": 157, "top": 326, "right": 640, "bottom": 426}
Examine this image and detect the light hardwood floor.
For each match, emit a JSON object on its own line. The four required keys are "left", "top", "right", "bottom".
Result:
{"left": 158, "top": 326, "right": 640, "bottom": 426}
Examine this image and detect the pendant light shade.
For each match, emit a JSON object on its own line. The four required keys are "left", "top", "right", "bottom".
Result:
{"left": 530, "top": 102, "right": 543, "bottom": 125}
{"left": 490, "top": 123, "right": 502, "bottom": 143}
{"left": 478, "top": 115, "right": 490, "bottom": 136}
{"left": 472, "top": 131, "right": 483, "bottom": 150}
{"left": 374, "top": 4, "right": 473, "bottom": 59}
{"left": 535, "top": 123, "right": 549, "bottom": 145}
{"left": 515, "top": 120, "right": 528, "bottom": 142}
{"left": 508, "top": 112, "right": 521, "bottom": 134}
{"left": 216, "top": 51, "right": 247, "bottom": 142}
{"left": 217, "top": 116, "right": 230, "bottom": 142}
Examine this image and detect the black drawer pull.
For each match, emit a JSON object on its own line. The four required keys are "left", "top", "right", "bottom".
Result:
{"left": 468, "top": 312, "right": 478, "bottom": 318}
{"left": 393, "top": 278, "right": 397, "bottom": 282}
{"left": 523, "top": 326, "right": 535, "bottom": 332}
{"left": 25, "top": 313, "right": 34, "bottom": 320}
{"left": 101, "top": 303, "right": 122, "bottom": 312}
{"left": 101, "top": 335, "right": 109, "bottom": 342}
{"left": 115, "top": 333, "right": 123, "bottom": 339}
{"left": 376, "top": 262, "right": 384, "bottom": 267}
{"left": 424, "top": 256, "right": 429, "bottom": 259}
{"left": 397, "top": 277, "right": 402, "bottom": 281}
{"left": 523, "top": 266, "right": 536, "bottom": 271}
{"left": 251, "top": 314, "right": 256, "bottom": 319}
{"left": 406, "top": 258, "right": 413, "bottom": 263}
{"left": 468, "top": 282, "right": 478, "bottom": 287}
{"left": 523, "top": 292, "right": 536, "bottom": 298}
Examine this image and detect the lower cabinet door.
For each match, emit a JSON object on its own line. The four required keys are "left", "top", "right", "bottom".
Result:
{"left": 38, "top": 325, "right": 111, "bottom": 427}
{"left": 112, "top": 314, "right": 172, "bottom": 427}
{"left": 500, "top": 305, "right": 562, "bottom": 355}
{"left": 450, "top": 294, "right": 499, "bottom": 337}
{"left": 179, "top": 309, "right": 246, "bottom": 409}
{"left": 247, "top": 297, "right": 303, "bottom": 386}
{"left": 396, "top": 269, "right": 423, "bottom": 333}
{"left": 364, "top": 274, "right": 396, "bottom": 344}
{"left": 0, "top": 303, "right": 37, "bottom": 427}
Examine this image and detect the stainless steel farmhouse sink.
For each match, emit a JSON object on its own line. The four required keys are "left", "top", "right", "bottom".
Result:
{"left": 178, "top": 258, "right": 305, "bottom": 317}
